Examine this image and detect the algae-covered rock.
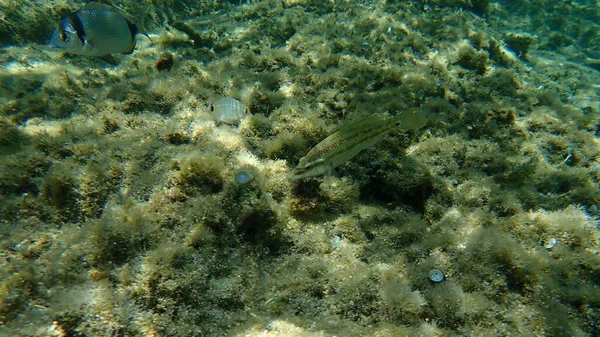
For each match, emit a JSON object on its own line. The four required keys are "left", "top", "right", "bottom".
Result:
{"left": 1, "top": 0, "right": 599, "bottom": 336}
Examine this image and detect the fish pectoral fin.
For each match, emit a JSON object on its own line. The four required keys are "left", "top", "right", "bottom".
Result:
{"left": 98, "top": 54, "right": 118, "bottom": 65}
{"left": 324, "top": 164, "right": 336, "bottom": 177}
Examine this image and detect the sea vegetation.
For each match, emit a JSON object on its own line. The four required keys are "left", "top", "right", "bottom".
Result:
{"left": 0, "top": 0, "right": 599, "bottom": 336}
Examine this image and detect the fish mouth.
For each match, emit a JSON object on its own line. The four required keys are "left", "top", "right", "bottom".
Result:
{"left": 292, "top": 165, "right": 323, "bottom": 180}
{"left": 291, "top": 167, "right": 309, "bottom": 180}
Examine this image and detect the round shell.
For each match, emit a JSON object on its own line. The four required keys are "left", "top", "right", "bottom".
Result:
{"left": 210, "top": 98, "right": 246, "bottom": 125}
{"left": 234, "top": 169, "right": 252, "bottom": 184}
{"left": 429, "top": 269, "right": 444, "bottom": 282}
{"left": 543, "top": 238, "right": 558, "bottom": 249}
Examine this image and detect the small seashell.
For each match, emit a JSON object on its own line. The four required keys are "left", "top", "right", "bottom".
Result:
{"left": 543, "top": 238, "right": 558, "bottom": 249}
{"left": 331, "top": 235, "right": 342, "bottom": 249}
{"left": 210, "top": 97, "right": 246, "bottom": 125}
{"left": 234, "top": 169, "right": 253, "bottom": 184}
{"left": 429, "top": 269, "right": 444, "bottom": 282}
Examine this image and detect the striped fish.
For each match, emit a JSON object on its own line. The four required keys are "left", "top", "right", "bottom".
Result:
{"left": 292, "top": 110, "right": 427, "bottom": 180}
{"left": 210, "top": 97, "right": 247, "bottom": 125}
{"left": 49, "top": 3, "right": 150, "bottom": 64}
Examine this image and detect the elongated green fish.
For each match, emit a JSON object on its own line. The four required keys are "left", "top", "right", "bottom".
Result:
{"left": 292, "top": 110, "right": 427, "bottom": 180}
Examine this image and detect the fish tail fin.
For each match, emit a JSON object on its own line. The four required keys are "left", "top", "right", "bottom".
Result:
{"left": 122, "top": 10, "right": 153, "bottom": 45}
{"left": 137, "top": 15, "right": 154, "bottom": 45}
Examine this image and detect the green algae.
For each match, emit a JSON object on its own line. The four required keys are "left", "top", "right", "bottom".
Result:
{"left": 0, "top": 0, "right": 599, "bottom": 336}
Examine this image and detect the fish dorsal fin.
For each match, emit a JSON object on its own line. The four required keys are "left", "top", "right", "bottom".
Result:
{"left": 83, "top": 2, "right": 153, "bottom": 44}
{"left": 83, "top": 3, "right": 133, "bottom": 24}
{"left": 82, "top": 2, "right": 116, "bottom": 11}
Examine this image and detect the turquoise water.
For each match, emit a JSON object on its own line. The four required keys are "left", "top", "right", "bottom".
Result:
{"left": 0, "top": 1, "right": 598, "bottom": 336}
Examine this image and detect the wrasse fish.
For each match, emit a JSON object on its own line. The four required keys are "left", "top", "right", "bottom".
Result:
{"left": 49, "top": 3, "right": 151, "bottom": 64}
{"left": 292, "top": 110, "right": 427, "bottom": 180}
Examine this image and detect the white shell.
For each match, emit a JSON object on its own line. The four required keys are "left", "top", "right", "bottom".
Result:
{"left": 331, "top": 235, "right": 342, "bottom": 249}
{"left": 544, "top": 238, "right": 558, "bottom": 249}
{"left": 210, "top": 98, "right": 246, "bottom": 125}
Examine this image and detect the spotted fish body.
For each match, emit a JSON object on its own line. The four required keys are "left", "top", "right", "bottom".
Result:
{"left": 292, "top": 110, "right": 427, "bottom": 180}
{"left": 49, "top": 3, "right": 148, "bottom": 63}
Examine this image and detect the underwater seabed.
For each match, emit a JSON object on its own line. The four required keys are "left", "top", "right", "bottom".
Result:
{"left": 1, "top": 0, "right": 599, "bottom": 336}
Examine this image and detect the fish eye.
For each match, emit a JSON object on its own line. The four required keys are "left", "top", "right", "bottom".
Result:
{"left": 60, "top": 32, "right": 70, "bottom": 42}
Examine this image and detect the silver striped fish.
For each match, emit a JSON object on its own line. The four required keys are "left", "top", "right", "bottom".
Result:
{"left": 210, "top": 98, "right": 247, "bottom": 125}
